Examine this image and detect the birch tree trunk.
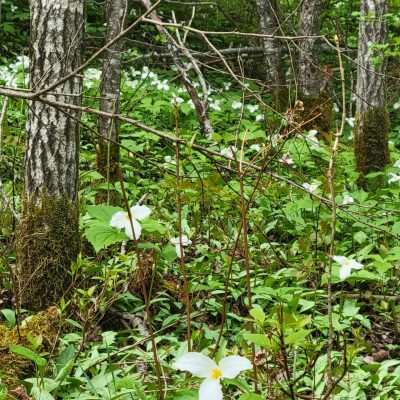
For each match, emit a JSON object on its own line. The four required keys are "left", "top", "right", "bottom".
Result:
{"left": 355, "top": 0, "right": 389, "bottom": 180}
{"left": 297, "top": 0, "right": 332, "bottom": 133}
{"left": 16, "top": 0, "right": 84, "bottom": 310}
{"left": 97, "top": 0, "right": 126, "bottom": 204}
{"left": 256, "top": 0, "right": 286, "bottom": 111}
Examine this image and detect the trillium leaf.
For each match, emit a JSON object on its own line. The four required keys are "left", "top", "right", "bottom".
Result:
{"left": 9, "top": 344, "right": 47, "bottom": 368}
{"left": 85, "top": 222, "right": 127, "bottom": 252}
{"left": 86, "top": 205, "right": 123, "bottom": 224}
{"left": 141, "top": 219, "right": 167, "bottom": 234}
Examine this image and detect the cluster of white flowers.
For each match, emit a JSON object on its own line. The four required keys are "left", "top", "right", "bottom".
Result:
{"left": 220, "top": 146, "right": 237, "bottom": 159}
{"left": 0, "top": 55, "right": 29, "bottom": 87}
{"left": 209, "top": 99, "right": 222, "bottom": 112}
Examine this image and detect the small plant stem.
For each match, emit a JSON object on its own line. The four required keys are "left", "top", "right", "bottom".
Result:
{"left": 326, "top": 34, "right": 346, "bottom": 395}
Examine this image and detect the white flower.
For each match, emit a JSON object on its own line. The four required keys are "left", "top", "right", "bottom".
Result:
{"left": 177, "top": 87, "right": 186, "bottom": 94}
{"left": 279, "top": 154, "right": 294, "bottom": 165}
{"left": 220, "top": 146, "right": 237, "bottom": 159}
{"left": 250, "top": 144, "right": 261, "bottom": 152}
{"left": 84, "top": 68, "right": 101, "bottom": 81}
{"left": 305, "top": 129, "right": 319, "bottom": 145}
{"left": 393, "top": 160, "right": 400, "bottom": 169}
{"left": 223, "top": 82, "right": 232, "bottom": 91}
{"left": 125, "top": 79, "right": 139, "bottom": 90}
{"left": 174, "top": 352, "right": 252, "bottom": 400}
{"left": 170, "top": 235, "right": 192, "bottom": 258}
{"left": 394, "top": 101, "right": 400, "bottom": 110}
{"left": 157, "top": 79, "right": 169, "bottom": 91}
{"left": 342, "top": 194, "right": 354, "bottom": 205}
{"left": 164, "top": 155, "right": 172, "bottom": 163}
{"left": 302, "top": 181, "right": 320, "bottom": 193}
{"left": 333, "top": 103, "right": 340, "bottom": 113}
{"left": 171, "top": 95, "right": 184, "bottom": 106}
{"left": 345, "top": 117, "right": 355, "bottom": 128}
{"left": 110, "top": 204, "right": 151, "bottom": 240}
{"left": 247, "top": 104, "right": 259, "bottom": 113}
{"left": 210, "top": 99, "right": 222, "bottom": 112}
{"left": 231, "top": 101, "right": 242, "bottom": 110}
{"left": 255, "top": 114, "right": 264, "bottom": 122}
{"left": 333, "top": 256, "right": 363, "bottom": 280}
{"left": 388, "top": 173, "right": 400, "bottom": 184}
{"left": 187, "top": 99, "right": 195, "bottom": 110}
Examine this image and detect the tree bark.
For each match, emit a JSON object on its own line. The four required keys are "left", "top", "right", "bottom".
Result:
{"left": 355, "top": 0, "right": 389, "bottom": 180}
{"left": 256, "top": 0, "right": 286, "bottom": 111}
{"left": 16, "top": 0, "right": 84, "bottom": 310}
{"left": 96, "top": 0, "right": 126, "bottom": 204}
{"left": 297, "top": 0, "right": 332, "bottom": 134}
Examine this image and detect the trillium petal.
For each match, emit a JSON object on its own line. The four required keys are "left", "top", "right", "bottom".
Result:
{"left": 333, "top": 256, "right": 347, "bottom": 265}
{"left": 131, "top": 204, "right": 151, "bottom": 221}
{"left": 175, "top": 243, "right": 184, "bottom": 258}
{"left": 199, "top": 379, "right": 223, "bottom": 400}
{"left": 125, "top": 219, "right": 142, "bottom": 240}
{"left": 349, "top": 260, "right": 363, "bottom": 270}
{"left": 219, "top": 355, "right": 252, "bottom": 379}
{"left": 110, "top": 211, "right": 128, "bottom": 229}
{"left": 173, "top": 352, "right": 217, "bottom": 378}
{"left": 339, "top": 265, "right": 352, "bottom": 280}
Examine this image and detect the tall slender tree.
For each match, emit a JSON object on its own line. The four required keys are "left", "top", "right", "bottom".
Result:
{"left": 297, "top": 0, "right": 332, "bottom": 133}
{"left": 16, "top": 0, "right": 84, "bottom": 310}
{"left": 355, "top": 0, "right": 389, "bottom": 180}
{"left": 256, "top": 0, "right": 286, "bottom": 110}
{"left": 97, "top": 0, "right": 127, "bottom": 204}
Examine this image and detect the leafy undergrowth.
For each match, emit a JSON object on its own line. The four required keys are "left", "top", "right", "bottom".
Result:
{"left": 1, "top": 62, "right": 400, "bottom": 399}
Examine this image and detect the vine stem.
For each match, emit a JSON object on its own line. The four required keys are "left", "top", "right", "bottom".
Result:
{"left": 326, "top": 33, "right": 346, "bottom": 395}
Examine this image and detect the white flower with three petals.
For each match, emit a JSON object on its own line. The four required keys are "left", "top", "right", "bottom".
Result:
{"left": 174, "top": 352, "right": 252, "bottom": 400}
{"left": 170, "top": 235, "right": 192, "bottom": 258}
{"left": 333, "top": 256, "right": 363, "bottom": 280}
{"left": 110, "top": 204, "right": 151, "bottom": 240}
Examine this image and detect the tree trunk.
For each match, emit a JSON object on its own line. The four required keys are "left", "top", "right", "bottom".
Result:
{"left": 16, "top": 0, "right": 84, "bottom": 311}
{"left": 297, "top": 0, "right": 332, "bottom": 134}
{"left": 256, "top": 0, "right": 287, "bottom": 111}
{"left": 355, "top": 0, "right": 389, "bottom": 181}
{"left": 97, "top": 0, "right": 126, "bottom": 204}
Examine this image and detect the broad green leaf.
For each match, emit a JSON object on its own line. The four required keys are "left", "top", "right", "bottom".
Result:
{"left": 249, "top": 307, "right": 265, "bottom": 325}
{"left": 86, "top": 205, "right": 123, "bottom": 224}
{"left": 84, "top": 222, "right": 127, "bottom": 252}
{"left": 9, "top": 344, "right": 46, "bottom": 368}
{"left": 0, "top": 309, "right": 16, "bottom": 328}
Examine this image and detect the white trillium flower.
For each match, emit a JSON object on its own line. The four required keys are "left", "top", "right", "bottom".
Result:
{"left": 255, "top": 114, "right": 264, "bottom": 122}
{"left": 394, "top": 101, "right": 400, "bottom": 110}
{"left": 223, "top": 82, "right": 232, "bottom": 91}
{"left": 342, "top": 194, "right": 354, "bottom": 205}
{"left": 333, "top": 256, "right": 363, "bottom": 280}
{"left": 170, "top": 235, "right": 192, "bottom": 258}
{"left": 302, "top": 181, "right": 320, "bottom": 194}
{"left": 305, "top": 129, "right": 320, "bottom": 147}
{"left": 110, "top": 204, "right": 151, "bottom": 240}
{"left": 231, "top": 101, "right": 242, "bottom": 110}
{"left": 247, "top": 104, "right": 259, "bottom": 113}
{"left": 210, "top": 100, "right": 222, "bottom": 112}
{"left": 333, "top": 103, "right": 340, "bottom": 113}
{"left": 279, "top": 153, "right": 294, "bottom": 165}
{"left": 174, "top": 352, "right": 252, "bottom": 400}
{"left": 250, "top": 144, "right": 261, "bottom": 152}
{"left": 171, "top": 95, "right": 184, "bottom": 106}
{"left": 388, "top": 173, "right": 400, "bottom": 184}
{"left": 393, "top": 160, "right": 400, "bottom": 169}
{"left": 345, "top": 117, "right": 355, "bottom": 128}
{"left": 220, "top": 146, "right": 237, "bottom": 159}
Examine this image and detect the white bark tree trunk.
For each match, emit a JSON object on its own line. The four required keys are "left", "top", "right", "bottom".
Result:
{"left": 17, "top": 0, "right": 84, "bottom": 310}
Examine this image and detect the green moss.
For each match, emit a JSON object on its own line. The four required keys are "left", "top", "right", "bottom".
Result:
{"left": 16, "top": 194, "right": 80, "bottom": 311}
{"left": 0, "top": 307, "right": 60, "bottom": 391}
{"left": 298, "top": 93, "right": 333, "bottom": 138}
{"left": 355, "top": 107, "right": 390, "bottom": 188}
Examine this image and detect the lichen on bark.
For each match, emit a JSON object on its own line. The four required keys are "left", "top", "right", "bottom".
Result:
{"left": 16, "top": 195, "right": 80, "bottom": 311}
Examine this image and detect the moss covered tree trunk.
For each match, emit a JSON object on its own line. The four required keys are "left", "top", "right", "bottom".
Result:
{"left": 297, "top": 0, "right": 332, "bottom": 134}
{"left": 355, "top": 0, "right": 389, "bottom": 180}
{"left": 16, "top": 0, "right": 84, "bottom": 311}
{"left": 96, "top": 0, "right": 126, "bottom": 205}
{"left": 256, "top": 0, "right": 287, "bottom": 111}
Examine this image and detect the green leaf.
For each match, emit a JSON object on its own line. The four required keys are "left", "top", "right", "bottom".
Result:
{"left": 86, "top": 205, "right": 123, "bottom": 224}
{"left": 84, "top": 222, "right": 127, "bottom": 252}
{"left": 239, "top": 394, "right": 265, "bottom": 400}
{"left": 249, "top": 306, "right": 265, "bottom": 325}
{"left": 243, "top": 333, "right": 276, "bottom": 349}
{"left": 9, "top": 344, "right": 46, "bottom": 368}
{"left": 0, "top": 309, "right": 16, "bottom": 328}
{"left": 141, "top": 219, "right": 167, "bottom": 234}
